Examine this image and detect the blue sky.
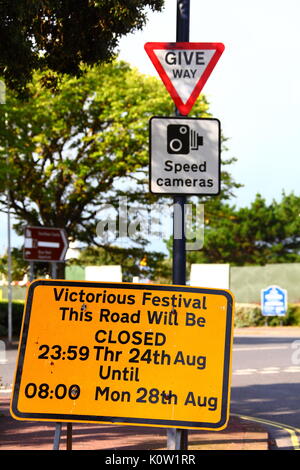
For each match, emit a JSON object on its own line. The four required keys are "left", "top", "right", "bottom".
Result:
{"left": 1, "top": 0, "right": 300, "bottom": 254}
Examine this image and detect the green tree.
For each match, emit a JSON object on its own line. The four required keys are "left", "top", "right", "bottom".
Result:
{"left": 75, "top": 245, "right": 167, "bottom": 281}
{"left": 0, "top": 248, "right": 28, "bottom": 280}
{"left": 0, "top": 0, "right": 164, "bottom": 94}
{"left": 0, "top": 61, "right": 214, "bottom": 278}
{"left": 0, "top": 247, "right": 50, "bottom": 280}
{"left": 187, "top": 193, "right": 300, "bottom": 267}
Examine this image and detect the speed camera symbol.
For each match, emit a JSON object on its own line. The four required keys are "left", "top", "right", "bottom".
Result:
{"left": 167, "top": 124, "right": 203, "bottom": 154}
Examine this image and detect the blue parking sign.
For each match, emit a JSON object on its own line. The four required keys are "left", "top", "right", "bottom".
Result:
{"left": 261, "top": 285, "right": 287, "bottom": 317}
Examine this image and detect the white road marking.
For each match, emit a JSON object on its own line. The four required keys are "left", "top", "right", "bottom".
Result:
{"left": 282, "top": 366, "right": 300, "bottom": 373}
{"left": 233, "top": 366, "right": 300, "bottom": 375}
{"left": 258, "top": 367, "right": 280, "bottom": 374}
{"left": 233, "top": 369, "right": 258, "bottom": 375}
{"left": 233, "top": 346, "right": 288, "bottom": 352}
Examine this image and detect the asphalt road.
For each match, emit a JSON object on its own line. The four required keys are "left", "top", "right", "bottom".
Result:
{"left": 231, "top": 331, "right": 300, "bottom": 427}
{"left": 231, "top": 328, "right": 300, "bottom": 449}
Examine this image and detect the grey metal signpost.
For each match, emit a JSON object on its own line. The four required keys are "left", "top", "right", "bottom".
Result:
{"left": 23, "top": 226, "right": 70, "bottom": 449}
{"left": 167, "top": 0, "right": 190, "bottom": 451}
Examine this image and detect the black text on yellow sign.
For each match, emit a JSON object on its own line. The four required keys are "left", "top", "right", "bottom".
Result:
{"left": 11, "top": 280, "right": 234, "bottom": 430}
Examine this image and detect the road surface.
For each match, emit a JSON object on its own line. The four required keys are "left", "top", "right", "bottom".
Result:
{"left": 231, "top": 327, "right": 300, "bottom": 449}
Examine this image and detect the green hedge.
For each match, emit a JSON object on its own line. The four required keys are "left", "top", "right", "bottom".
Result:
{"left": 0, "top": 300, "right": 25, "bottom": 338}
{"left": 234, "top": 304, "right": 300, "bottom": 327}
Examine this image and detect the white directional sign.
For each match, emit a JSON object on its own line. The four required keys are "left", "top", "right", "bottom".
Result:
{"left": 144, "top": 42, "right": 224, "bottom": 115}
{"left": 150, "top": 117, "right": 220, "bottom": 195}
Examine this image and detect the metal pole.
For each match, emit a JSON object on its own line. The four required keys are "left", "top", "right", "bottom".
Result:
{"left": 5, "top": 110, "right": 12, "bottom": 345}
{"left": 66, "top": 423, "right": 73, "bottom": 450}
{"left": 173, "top": 0, "right": 190, "bottom": 286}
{"left": 7, "top": 186, "right": 12, "bottom": 344}
{"left": 51, "top": 262, "right": 57, "bottom": 279}
{"left": 167, "top": 0, "right": 190, "bottom": 451}
{"left": 176, "top": 0, "right": 190, "bottom": 43}
{"left": 29, "top": 262, "right": 34, "bottom": 282}
{"left": 53, "top": 423, "right": 62, "bottom": 450}
{"left": 51, "top": 263, "right": 72, "bottom": 450}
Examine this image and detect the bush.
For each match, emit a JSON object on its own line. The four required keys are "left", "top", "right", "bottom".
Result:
{"left": 284, "top": 304, "right": 300, "bottom": 325}
{"left": 234, "top": 304, "right": 264, "bottom": 328}
{"left": 234, "top": 303, "right": 300, "bottom": 327}
{"left": 0, "top": 300, "right": 25, "bottom": 338}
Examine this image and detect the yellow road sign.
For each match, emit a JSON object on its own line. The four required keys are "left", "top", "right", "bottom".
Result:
{"left": 11, "top": 280, "right": 234, "bottom": 430}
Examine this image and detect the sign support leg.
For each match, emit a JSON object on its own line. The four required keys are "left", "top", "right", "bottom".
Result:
{"left": 52, "top": 423, "right": 72, "bottom": 450}
{"left": 66, "top": 423, "right": 73, "bottom": 450}
{"left": 50, "top": 261, "right": 72, "bottom": 450}
{"left": 53, "top": 423, "right": 62, "bottom": 450}
{"left": 51, "top": 262, "right": 57, "bottom": 279}
{"left": 167, "top": 428, "right": 188, "bottom": 450}
{"left": 29, "top": 262, "right": 34, "bottom": 282}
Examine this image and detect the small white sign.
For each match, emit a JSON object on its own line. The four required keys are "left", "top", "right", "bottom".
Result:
{"left": 190, "top": 264, "right": 230, "bottom": 289}
{"left": 150, "top": 117, "right": 220, "bottom": 195}
{"left": 85, "top": 265, "right": 122, "bottom": 282}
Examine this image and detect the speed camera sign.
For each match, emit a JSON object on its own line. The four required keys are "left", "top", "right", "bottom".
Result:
{"left": 149, "top": 117, "right": 220, "bottom": 195}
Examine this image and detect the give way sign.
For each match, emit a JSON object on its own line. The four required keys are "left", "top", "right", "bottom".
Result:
{"left": 144, "top": 42, "right": 224, "bottom": 115}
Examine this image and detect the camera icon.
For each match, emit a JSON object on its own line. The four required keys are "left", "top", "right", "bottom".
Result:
{"left": 167, "top": 124, "right": 203, "bottom": 155}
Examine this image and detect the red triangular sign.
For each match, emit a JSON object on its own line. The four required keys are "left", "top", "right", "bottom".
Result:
{"left": 144, "top": 42, "right": 224, "bottom": 115}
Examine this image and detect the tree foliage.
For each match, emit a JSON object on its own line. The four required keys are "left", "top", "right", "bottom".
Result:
{"left": 0, "top": 0, "right": 164, "bottom": 94}
{"left": 0, "top": 247, "right": 31, "bottom": 280}
{"left": 0, "top": 58, "right": 240, "bottom": 279}
{"left": 0, "top": 62, "right": 170, "bottom": 238}
{"left": 188, "top": 193, "right": 300, "bottom": 267}
{"left": 0, "top": 61, "right": 222, "bottom": 277}
{"left": 75, "top": 245, "right": 167, "bottom": 282}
